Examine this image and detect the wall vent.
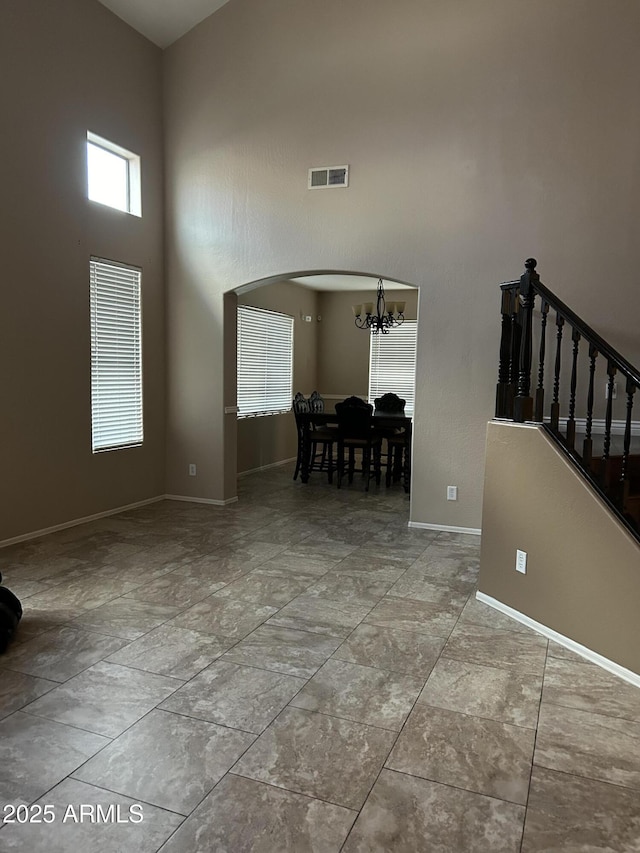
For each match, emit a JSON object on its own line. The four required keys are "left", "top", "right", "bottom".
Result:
{"left": 308, "top": 165, "right": 349, "bottom": 189}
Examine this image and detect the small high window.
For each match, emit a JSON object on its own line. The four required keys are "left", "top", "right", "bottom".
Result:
{"left": 87, "top": 131, "right": 141, "bottom": 217}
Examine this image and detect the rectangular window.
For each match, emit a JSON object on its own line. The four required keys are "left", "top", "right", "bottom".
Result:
{"left": 368, "top": 321, "right": 418, "bottom": 415}
{"left": 237, "top": 305, "right": 294, "bottom": 418}
{"left": 87, "top": 131, "right": 141, "bottom": 217}
{"left": 90, "top": 258, "right": 143, "bottom": 452}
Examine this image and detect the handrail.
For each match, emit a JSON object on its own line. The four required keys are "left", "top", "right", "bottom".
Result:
{"left": 496, "top": 258, "right": 640, "bottom": 542}
{"left": 501, "top": 265, "right": 640, "bottom": 386}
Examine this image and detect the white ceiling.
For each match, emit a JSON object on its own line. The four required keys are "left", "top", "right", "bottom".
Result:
{"left": 288, "top": 275, "right": 415, "bottom": 293}
{"left": 234, "top": 273, "right": 416, "bottom": 295}
{"left": 98, "top": 0, "right": 232, "bottom": 48}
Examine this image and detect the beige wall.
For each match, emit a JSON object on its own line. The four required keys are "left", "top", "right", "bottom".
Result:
{"left": 164, "top": 0, "right": 640, "bottom": 528}
{"left": 479, "top": 421, "right": 640, "bottom": 675}
{"left": 5, "top": 0, "right": 640, "bottom": 541}
{"left": 1, "top": 0, "right": 165, "bottom": 541}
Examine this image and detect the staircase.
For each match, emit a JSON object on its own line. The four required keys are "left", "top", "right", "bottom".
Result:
{"left": 590, "top": 454, "right": 640, "bottom": 531}
{"left": 495, "top": 259, "right": 640, "bottom": 540}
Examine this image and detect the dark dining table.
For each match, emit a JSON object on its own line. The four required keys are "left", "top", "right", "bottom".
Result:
{"left": 299, "top": 410, "right": 412, "bottom": 492}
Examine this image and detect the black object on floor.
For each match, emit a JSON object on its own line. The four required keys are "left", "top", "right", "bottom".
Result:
{"left": 0, "top": 571, "right": 22, "bottom": 653}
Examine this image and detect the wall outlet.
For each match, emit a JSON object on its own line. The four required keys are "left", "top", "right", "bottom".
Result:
{"left": 188, "top": 464, "right": 197, "bottom": 476}
{"left": 605, "top": 380, "right": 617, "bottom": 400}
{"left": 447, "top": 486, "right": 458, "bottom": 501}
{"left": 516, "top": 549, "right": 527, "bottom": 574}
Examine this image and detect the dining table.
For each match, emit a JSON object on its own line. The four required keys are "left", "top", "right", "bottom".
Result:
{"left": 299, "top": 409, "right": 412, "bottom": 492}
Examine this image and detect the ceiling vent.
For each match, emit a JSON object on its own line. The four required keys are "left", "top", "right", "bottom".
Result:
{"left": 308, "top": 165, "right": 349, "bottom": 189}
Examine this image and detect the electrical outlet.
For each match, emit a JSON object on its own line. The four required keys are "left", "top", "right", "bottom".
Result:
{"left": 516, "top": 549, "right": 527, "bottom": 574}
{"left": 447, "top": 486, "right": 457, "bottom": 501}
{"left": 605, "top": 381, "right": 618, "bottom": 400}
{"left": 188, "top": 464, "right": 197, "bottom": 476}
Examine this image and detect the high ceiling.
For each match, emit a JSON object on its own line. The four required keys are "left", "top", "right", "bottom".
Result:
{"left": 95, "top": 2, "right": 418, "bottom": 297}
{"left": 97, "top": 0, "right": 232, "bottom": 48}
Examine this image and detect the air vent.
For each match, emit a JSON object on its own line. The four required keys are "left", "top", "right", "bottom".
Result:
{"left": 308, "top": 165, "right": 349, "bottom": 189}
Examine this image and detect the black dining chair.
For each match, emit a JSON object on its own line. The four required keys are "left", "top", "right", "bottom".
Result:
{"left": 374, "top": 393, "right": 408, "bottom": 487}
{"left": 292, "top": 392, "right": 310, "bottom": 481}
{"left": 335, "top": 398, "right": 382, "bottom": 491}
{"left": 307, "top": 391, "right": 337, "bottom": 481}
{"left": 292, "top": 392, "right": 335, "bottom": 483}
{"left": 374, "top": 393, "right": 406, "bottom": 415}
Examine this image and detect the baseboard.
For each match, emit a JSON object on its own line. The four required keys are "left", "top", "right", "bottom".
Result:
{"left": 0, "top": 496, "right": 165, "bottom": 549}
{"left": 164, "top": 494, "right": 238, "bottom": 506}
{"left": 238, "top": 457, "right": 296, "bottom": 477}
{"left": 409, "top": 521, "right": 482, "bottom": 536}
{"left": 476, "top": 591, "right": 640, "bottom": 686}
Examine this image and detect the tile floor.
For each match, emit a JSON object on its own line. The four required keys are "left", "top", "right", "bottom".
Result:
{"left": 1, "top": 464, "right": 639, "bottom": 851}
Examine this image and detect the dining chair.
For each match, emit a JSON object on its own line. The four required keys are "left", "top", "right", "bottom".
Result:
{"left": 374, "top": 393, "right": 406, "bottom": 415}
{"left": 374, "top": 393, "right": 408, "bottom": 487}
{"left": 292, "top": 392, "right": 335, "bottom": 483}
{"left": 307, "top": 390, "right": 337, "bottom": 481}
{"left": 292, "top": 393, "right": 310, "bottom": 481}
{"left": 335, "top": 398, "right": 382, "bottom": 491}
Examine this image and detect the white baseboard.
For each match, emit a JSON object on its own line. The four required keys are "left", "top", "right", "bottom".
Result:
{"left": 409, "top": 521, "right": 482, "bottom": 536}
{"left": 0, "top": 490, "right": 248, "bottom": 548}
{"left": 476, "top": 591, "right": 640, "bottom": 687}
{"left": 0, "top": 496, "right": 165, "bottom": 549}
{"left": 164, "top": 494, "right": 238, "bottom": 506}
{"left": 238, "top": 457, "right": 296, "bottom": 477}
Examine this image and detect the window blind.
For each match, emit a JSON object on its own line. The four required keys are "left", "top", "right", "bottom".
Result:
{"left": 368, "top": 321, "right": 417, "bottom": 415}
{"left": 237, "top": 305, "right": 294, "bottom": 417}
{"left": 90, "top": 257, "right": 143, "bottom": 452}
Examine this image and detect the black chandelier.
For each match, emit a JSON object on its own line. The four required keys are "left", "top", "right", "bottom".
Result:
{"left": 353, "top": 279, "right": 405, "bottom": 335}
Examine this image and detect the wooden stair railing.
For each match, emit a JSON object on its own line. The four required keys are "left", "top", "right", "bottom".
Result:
{"left": 496, "top": 259, "right": 640, "bottom": 540}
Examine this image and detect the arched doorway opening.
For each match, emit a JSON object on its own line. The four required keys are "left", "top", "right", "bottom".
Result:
{"left": 224, "top": 270, "right": 419, "bottom": 500}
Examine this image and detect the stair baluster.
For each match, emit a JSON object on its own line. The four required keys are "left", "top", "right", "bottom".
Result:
{"left": 514, "top": 259, "right": 537, "bottom": 423}
{"left": 508, "top": 290, "right": 521, "bottom": 418}
{"left": 534, "top": 300, "right": 549, "bottom": 422}
{"left": 620, "top": 378, "right": 637, "bottom": 504}
{"left": 582, "top": 344, "right": 598, "bottom": 467}
{"left": 602, "top": 363, "right": 617, "bottom": 471}
{"left": 566, "top": 328, "right": 581, "bottom": 452}
{"left": 550, "top": 314, "right": 564, "bottom": 433}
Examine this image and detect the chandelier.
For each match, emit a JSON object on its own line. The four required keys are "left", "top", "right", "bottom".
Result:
{"left": 353, "top": 279, "right": 405, "bottom": 335}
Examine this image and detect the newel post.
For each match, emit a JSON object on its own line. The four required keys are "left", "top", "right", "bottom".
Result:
{"left": 495, "top": 286, "right": 516, "bottom": 418}
{"left": 513, "top": 258, "right": 538, "bottom": 423}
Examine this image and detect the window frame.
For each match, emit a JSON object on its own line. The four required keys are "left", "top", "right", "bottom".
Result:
{"left": 90, "top": 257, "right": 144, "bottom": 453}
{"left": 237, "top": 305, "right": 294, "bottom": 419}
{"left": 86, "top": 131, "right": 142, "bottom": 217}
{"left": 368, "top": 320, "right": 418, "bottom": 415}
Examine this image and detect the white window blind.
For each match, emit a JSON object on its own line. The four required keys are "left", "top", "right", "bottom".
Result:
{"left": 90, "top": 258, "right": 143, "bottom": 452}
{"left": 368, "top": 321, "right": 417, "bottom": 415}
{"left": 237, "top": 305, "right": 294, "bottom": 418}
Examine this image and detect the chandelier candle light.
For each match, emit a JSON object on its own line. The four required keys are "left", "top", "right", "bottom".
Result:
{"left": 353, "top": 279, "right": 405, "bottom": 334}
